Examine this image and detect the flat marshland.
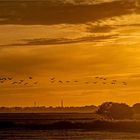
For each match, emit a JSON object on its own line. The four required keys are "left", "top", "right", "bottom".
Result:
{"left": 1, "top": 113, "right": 140, "bottom": 139}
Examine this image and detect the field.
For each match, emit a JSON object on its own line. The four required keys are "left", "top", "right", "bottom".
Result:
{"left": 1, "top": 113, "right": 140, "bottom": 139}
{"left": 1, "top": 129, "right": 140, "bottom": 140}
{"left": 0, "top": 113, "right": 101, "bottom": 128}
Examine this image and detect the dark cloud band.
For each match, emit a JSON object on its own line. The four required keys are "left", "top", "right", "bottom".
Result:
{"left": 0, "top": 0, "right": 137, "bottom": 25}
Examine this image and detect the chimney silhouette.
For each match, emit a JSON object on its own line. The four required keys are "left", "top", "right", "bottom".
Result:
{"left": 61, "top": 99, "right": 64, "bottom": 108}
{"left": 34, "top": 101, "right": 36, "bottom": 107}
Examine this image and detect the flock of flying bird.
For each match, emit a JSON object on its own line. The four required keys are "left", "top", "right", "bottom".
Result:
{"left": 49, "top": 77, "right": 127, "bottom": 86}
{"left": 0, "top": 76, "right": 127, "bottom": 88}
{"left": 0, "top": 76, "right": 38, "bottom": 86}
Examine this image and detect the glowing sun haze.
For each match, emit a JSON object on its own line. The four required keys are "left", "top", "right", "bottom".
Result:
{"left": 0, "top": 0, "right": 140, "bottom": 106}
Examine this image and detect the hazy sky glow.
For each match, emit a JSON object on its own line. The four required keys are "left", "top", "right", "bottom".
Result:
{"left": 0, "top": 0, "right": 140, "bottom": 106}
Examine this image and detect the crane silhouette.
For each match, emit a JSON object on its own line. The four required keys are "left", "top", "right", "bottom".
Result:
{"left": 24, "top": 83, "right": 28, "bottom": 85}
{"left": 50, "top": 78, "right": 55, "bottom": 81}
{"left": 34, "top": 82, "right": 38, "bottom": 85}
{"left": 8, "top": 77, "right": 13, "bottom": 80}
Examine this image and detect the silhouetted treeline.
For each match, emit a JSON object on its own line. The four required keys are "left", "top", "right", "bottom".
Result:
{"left": 96, "top": 102, "right": 140, "bottom": 120}
{"left": 97, "top": 102, "right": 133, "bottom": 120}
{"left": 0, "top": 105, "right": 97, "bottom": 113}
{"left": 0, "top": 102, "right": 140, "bottom": 116}
{"left": 132, "top": 103, "right": 140, "bottom": 114}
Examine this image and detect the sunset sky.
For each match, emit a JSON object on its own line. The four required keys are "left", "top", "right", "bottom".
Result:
{"left": 0, "top": 0, "right": 140, "bottom": 106}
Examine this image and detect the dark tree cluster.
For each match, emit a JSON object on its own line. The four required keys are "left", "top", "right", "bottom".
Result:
{"left": 97, "top": 102, "right": 133, "bottom": 120}
{"left": 132, "top": 103, "right": 140, "bottom": 114}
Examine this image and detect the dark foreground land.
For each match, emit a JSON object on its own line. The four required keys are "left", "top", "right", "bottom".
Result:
{"left": 0, "top": 113, "right": 140, "bottom": 133}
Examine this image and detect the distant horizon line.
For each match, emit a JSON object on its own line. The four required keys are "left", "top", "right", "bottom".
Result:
{"left": 0, "top": 102, "right": 140, "bottom": 108}
{"left": 0, "top": 103, "right": 96, "bottom": 108}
